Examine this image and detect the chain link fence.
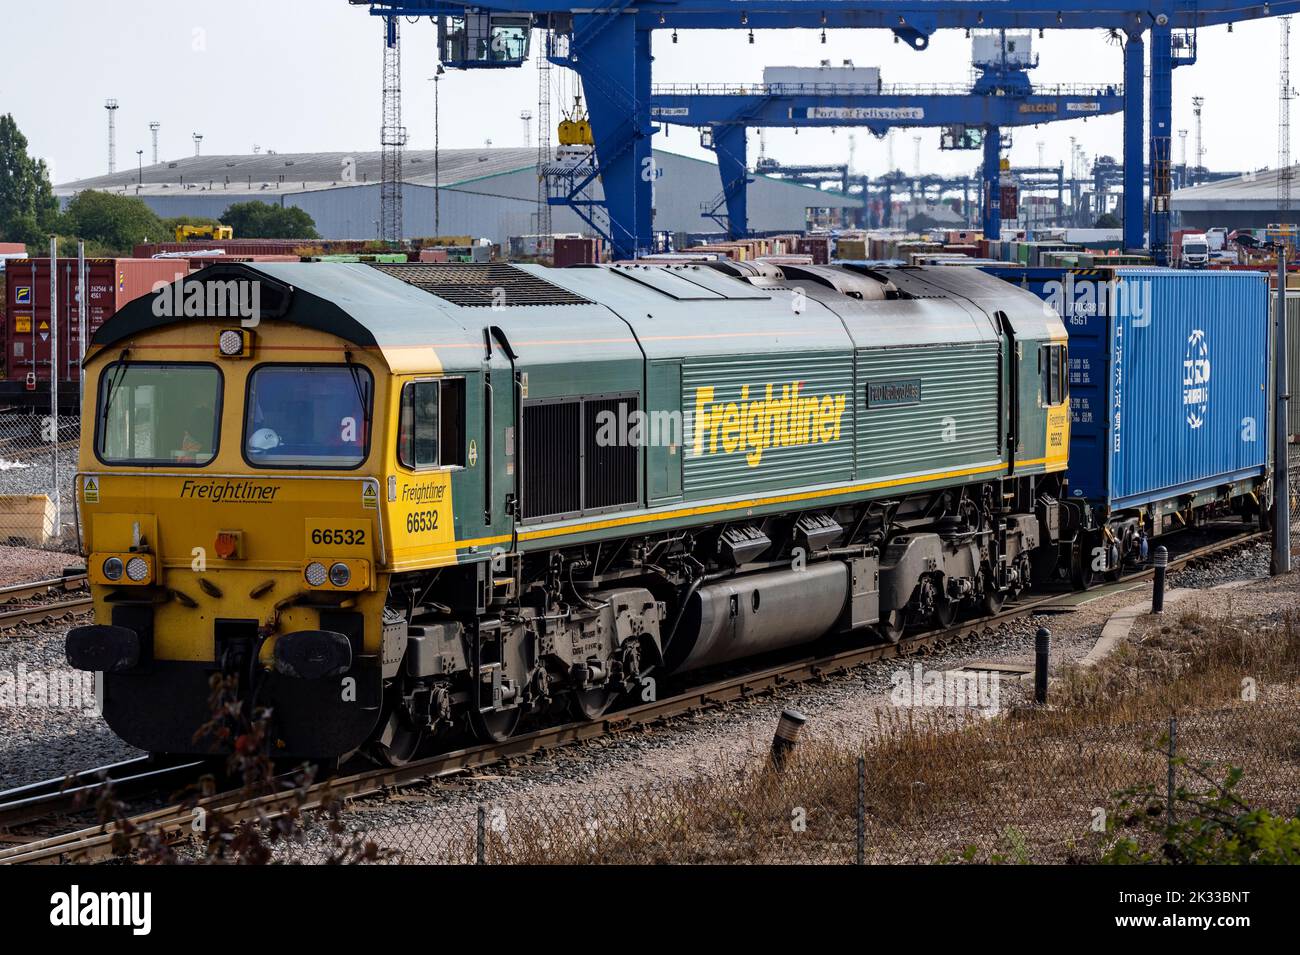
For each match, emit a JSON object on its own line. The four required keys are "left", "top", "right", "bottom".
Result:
{"left": 1290, "top": 444, "right": 1300, "bottom": 552}
{"left": 0, "top": 412, "right": 79, "bottom": 552}
{"left": 270, "top": 702, "right": 1299, "bottom": 865}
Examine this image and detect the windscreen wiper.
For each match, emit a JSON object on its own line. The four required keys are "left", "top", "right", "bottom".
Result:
{"left": 343, "top": 350, "right": 370, "bottom": 419}
{"left": 99, "top": 350, "right": 132, "bottom": 425}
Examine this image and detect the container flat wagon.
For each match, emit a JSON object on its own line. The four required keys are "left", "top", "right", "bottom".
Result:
{"left": 982, "top": 264, "right": 1272, "bottom": 584}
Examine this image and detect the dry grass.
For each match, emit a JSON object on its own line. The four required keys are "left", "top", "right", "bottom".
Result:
{"left": 289, "top": 608, "right": 1300, "bottom": 864}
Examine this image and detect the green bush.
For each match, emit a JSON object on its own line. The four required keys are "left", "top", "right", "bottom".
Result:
{"left": 220, "top": 201, "right": 319, "bottom": 239}
{"left": 61, "top": 191, "right": 166, "bottom": 254}
{"left": 1104, "top": 766, "right": 1300, "bottom": 864}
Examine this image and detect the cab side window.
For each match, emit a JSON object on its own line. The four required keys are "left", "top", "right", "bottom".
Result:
{"left": 1040, "top": 344, "right": 1067, "bottom": 406}
{"left": 398, "top": 379, "right": 465, "bottom": 469}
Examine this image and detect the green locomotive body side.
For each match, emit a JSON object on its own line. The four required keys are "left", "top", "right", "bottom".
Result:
{"left": 421, "top": 262, "right": 1069, "bottom": 562}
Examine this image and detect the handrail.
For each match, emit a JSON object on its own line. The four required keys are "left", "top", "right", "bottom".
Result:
{"left": 650, "top": 81, "right": 1124, "bottom": 98}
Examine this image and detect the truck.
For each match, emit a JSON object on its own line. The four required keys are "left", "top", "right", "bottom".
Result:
{"left": 1172, "top": 229, "right": 1210, "bottom": 268}
{"left": 174, "top": 223, "right": 233, "bottom": 243}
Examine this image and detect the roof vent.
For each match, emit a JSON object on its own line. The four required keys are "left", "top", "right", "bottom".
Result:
{"left": 370, "top": 263, "right": 591, "bottom": 307}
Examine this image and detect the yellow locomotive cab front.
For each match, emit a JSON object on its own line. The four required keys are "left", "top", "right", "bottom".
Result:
{"left": 68, "top": 284, "right": 398, "bottom": 759}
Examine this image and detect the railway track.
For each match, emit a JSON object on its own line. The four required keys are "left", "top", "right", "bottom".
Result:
{"left": 0, "top": 757, "right": 209, "bottom": 831}
{"left": 0, "top": 527, "right": 1266, "bottom": 865}
{"left": 0, "top": 574, "right": 90, "bottom": 633}
{"left": 0, "top": 573, "right": 87, "bottom": 604}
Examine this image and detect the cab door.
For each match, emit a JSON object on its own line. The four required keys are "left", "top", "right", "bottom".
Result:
{"left": 999, "top": 312, "right": 1022, "bottom": 474}
{"left": 481, "top": 326, "right": 517, "bottom": 542}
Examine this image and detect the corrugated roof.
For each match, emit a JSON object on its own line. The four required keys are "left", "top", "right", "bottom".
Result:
{"left": 53, "top": 147, "right": 861, "bottom": 209}
{"left": 55, "top": 148, "right": 538, "bottom": 196}
{"left": 1172, "top": 165, "right": 1297, "bottom": 211}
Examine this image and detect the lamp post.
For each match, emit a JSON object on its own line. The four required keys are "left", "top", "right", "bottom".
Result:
{"left": 431, "top": 64, "right": 445, "bottom": 235}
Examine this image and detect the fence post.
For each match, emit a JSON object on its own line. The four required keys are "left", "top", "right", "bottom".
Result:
{"left": 1273, "top": 248, "right": 1292, "bottom": 576}
{"left": 770, "top": 708, "right": 807, "bottom": 771}
{"left": 856, "top": 756, "right": 865, "bottom": 866}
{"left": 48, "top": 235, "right": 60, "bottom": 535}
{"left": 1034, "top": 627, "right": 1051, "bottom": 705}
{"left": 1166, "top": 717, "right": 1178, "bottom": 829}
{"left": 1152, "top": 546, "right": 1168, "bottom": 614}
{"left": 476, "top": 803, "right": 487, "bottom": 864}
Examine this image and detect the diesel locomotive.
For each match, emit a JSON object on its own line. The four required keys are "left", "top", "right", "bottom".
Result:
{"left": 60, "top": 259, "right": 1254, "bottom": 764}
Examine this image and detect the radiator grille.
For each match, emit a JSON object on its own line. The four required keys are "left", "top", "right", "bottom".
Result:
{"left": 370, "top": 263, "right": 590, "bottom": 307}
{"left": 584, "top": 396, "right": 639, "bottom": 511}
{"left": 521, "top": 401, "right": 581, "bottom": 520}
{"left": 520, "top": 395, "right": 639, "bottom": 522}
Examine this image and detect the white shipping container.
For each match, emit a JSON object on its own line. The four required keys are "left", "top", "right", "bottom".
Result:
{"left": 972, "top": 31, "right": 1034, "bottom": 67}
{"left": 1062, "top": 228, "right": 1123, "bottom": 244}
{"left": 763, "top": 65, "right": 881, "bottom": 90}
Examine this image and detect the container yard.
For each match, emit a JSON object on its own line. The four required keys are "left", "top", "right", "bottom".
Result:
{"left": 2, "top": 0, "right": 1300, "bottom": 925}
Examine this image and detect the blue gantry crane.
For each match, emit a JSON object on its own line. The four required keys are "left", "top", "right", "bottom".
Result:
{"left": 354, "top": 1, "right": 1298, "bottom": 264}
{"left": 649, "top": 35, "right": 1123, "bottom": 239}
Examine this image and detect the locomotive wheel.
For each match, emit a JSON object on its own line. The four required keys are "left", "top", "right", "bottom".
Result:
{"left": 370, "top": 710, "right": 424, "bottom": 767}
{"left": 982, "top": 588, "right": 1006, "bottom": 616}
{"left": 1072, "top": 539, "right": 1098, "bottom": 590}
{"left": 876, "top": 608, "right": 909, "bottom": 643}
{"left": 468, "top": 706, "right": 522, "bottom": 744}
{"left": 1102, "top": 535, "right": 1123, "bottom": 587}
{"left": 570, "top": 685, "right": 620, "bottom": 721}
{"left": 933, "top": 599, "right": 959, "bottom": 629}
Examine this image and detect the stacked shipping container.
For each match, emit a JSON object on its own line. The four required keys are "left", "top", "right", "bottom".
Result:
{"left": 2, "top": 258, "right": 189, "bottom": 410}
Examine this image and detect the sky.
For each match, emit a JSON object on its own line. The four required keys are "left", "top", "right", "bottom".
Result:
{"left": 0, "top": 0, "right": 1285, "bottom": 187}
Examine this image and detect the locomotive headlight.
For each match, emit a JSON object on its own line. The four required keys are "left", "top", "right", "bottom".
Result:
{"left": 126, "top": 557, "right": 150, "bottom": 582}
{"left": 102, "top": 557, "right": 124, "bottom": 581}
{"left": 304, "top": 561, "right": 328, "bottom": 587}
{"left": 216, "top": 328, "right": 252, "bottom": 358}
{"left": 328, "top": 562, "right": 351, "bottom": 587}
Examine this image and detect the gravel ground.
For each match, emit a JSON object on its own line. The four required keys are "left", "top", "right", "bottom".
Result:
{"left": 1167, "top": 537, "right": 1274, "bottom": 590}
{"left": 0, "top": 544, "right": 82, "bottom": 587}
{"left": 0, "top": 614, "right": 142, "bottom": 792}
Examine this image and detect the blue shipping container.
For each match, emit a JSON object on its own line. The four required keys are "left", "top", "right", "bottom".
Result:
{"left": 983, "top": 266, "right": 1270, "bottom": 508}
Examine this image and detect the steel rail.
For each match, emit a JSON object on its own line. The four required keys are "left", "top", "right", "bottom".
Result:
{"left": 0, "top": 574, "right": 87, "bottom": 605}
{"left": 0, "top": 757, "right": 209, "bottom": 830}
{"left": 0, "top": 597, "right": 93, "bottom": 632}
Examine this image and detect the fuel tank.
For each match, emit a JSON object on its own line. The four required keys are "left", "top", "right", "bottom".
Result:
{"left": 665, "top": 562, "right": 849, "bottom": 673}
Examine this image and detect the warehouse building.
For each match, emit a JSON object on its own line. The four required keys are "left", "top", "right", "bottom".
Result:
{"left": 54, "top": 148, "right": 860, "bottom": 244}
{"left": 1172, "top": 165, "right": 1300, "bottom": 230}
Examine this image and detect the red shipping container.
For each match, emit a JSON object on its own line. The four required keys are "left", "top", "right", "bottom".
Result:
{"left": 3, "top": 258, "right": 189, "bottom": 409}
{"left": 418, "top": 248, "right": 450, "bottom": 263}
{"left": 797, "top": 236, "right": 832, "bottom": 265}
{"left": 999, "top": 185, "right": 1019, "bottom": 221}
{"left": 553, "top": 237, "right": 601, "bottom": 267}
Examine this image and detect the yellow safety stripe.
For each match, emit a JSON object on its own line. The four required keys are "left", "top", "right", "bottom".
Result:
{"left": 428, "top": 455, "right": 1063, "bottom": 558}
